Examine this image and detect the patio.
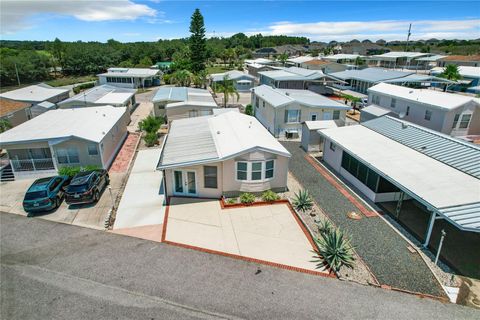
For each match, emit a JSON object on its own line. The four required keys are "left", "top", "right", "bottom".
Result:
{"left": 163, "top": 197, "right": 329, "bottom": 275}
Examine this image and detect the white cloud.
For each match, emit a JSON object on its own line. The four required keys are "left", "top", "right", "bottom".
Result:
{"left": 263, "top": 19, "right": 480, "bottom": 41}
{"left": 1, "top": 0, "right": 157, "bottom": 34}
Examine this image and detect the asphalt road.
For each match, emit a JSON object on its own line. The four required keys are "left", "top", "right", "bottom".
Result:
{"left": 1, "top": 212, "right": 478, "bottom": 320}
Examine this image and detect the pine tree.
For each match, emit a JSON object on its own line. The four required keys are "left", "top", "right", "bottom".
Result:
{"left": 189, "top": 9, "right": 207, "bottom": 73}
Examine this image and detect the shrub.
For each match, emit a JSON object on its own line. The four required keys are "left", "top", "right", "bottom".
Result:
{"left": 239, "top": 192, "right": 255, "bottom": 204}
{"left": 317, "top": 218, "right": 334, "bottom": 236}
{"left": 261, "top": 190, "right": 279, "bottom": 202}
{"left": 58, "top": 165, "right": 100, "bottom": 177}
{"left": 73, "top": 82, "right": 95, "bottom": 94}
{"left": 245, "top": 104, "right": 254, "bottom": 116}
{"left": 226, "top": 198, "right": 237, "bottom": 204}
{"left": 292, "top": 190, "right": 313, "bottom": 212}
{"left": 313, "top": 227, "right": 355, "bottom": 273}
{"left": 144, "top": 132, "right": 158, "bottom": 147}
{"left": 138, "top": 115, "right": 163, "bottom": 133}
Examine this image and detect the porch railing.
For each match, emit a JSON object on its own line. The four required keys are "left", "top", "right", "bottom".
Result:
{"left": 10, "top": 158, "right": 55, "bottom": 172}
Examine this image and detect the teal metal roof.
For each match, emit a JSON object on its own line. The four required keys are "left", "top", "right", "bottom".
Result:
{"left": 362, "top": 116, "right": 480, "bottom": 179}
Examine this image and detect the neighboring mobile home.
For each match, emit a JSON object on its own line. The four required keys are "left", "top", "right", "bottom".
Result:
{"left": 318, "top": 116, "right": 480, "bottom": 278}
{"left": 152, "top": 87, "right": 218, "bottom": 121}
{"left": 58, "top": 85, "right": 136, "bottom": 112}
{"left": 367, "top": 83, "right": 480, "bottom": 137}
{"left": 437, "top": 55, "right": 480, "bottom": 67}
{"left": 97, "top": 68, "right": 162, "bottom": 89}
{"left": 329, "top": 67, "right": 451, "bottom": 94}
{"left": 0, "top": 106, "right": 129, "bottom": 180}
{"left": 210, "top": 70, "right": 256, "bottom": 92}
{"left": 259, "top": 67, "right": 331, "bottom": 90}
{"left": 0, "top": 99, "right": 32, "bottom": 128}
{"left": 0, "top": 84, "right": 70, "bottom": 126}
{"left": 157, "top": 111, "right": 291, "bottom": 198}
{"left": 252, "top": 85, "right": 350, "bottom": 138}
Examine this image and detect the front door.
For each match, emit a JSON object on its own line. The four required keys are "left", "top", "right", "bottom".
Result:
{"left": 173, "top": 170, "right": 197, "bottom": 196}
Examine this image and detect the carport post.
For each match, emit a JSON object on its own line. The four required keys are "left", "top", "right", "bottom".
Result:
{"left": 423, "top": 210, "right": 436, "bottom": 248}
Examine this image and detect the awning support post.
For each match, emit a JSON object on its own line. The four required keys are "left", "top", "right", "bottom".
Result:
{"left": 423, "top": 210, "right": 436, "bottom": 248}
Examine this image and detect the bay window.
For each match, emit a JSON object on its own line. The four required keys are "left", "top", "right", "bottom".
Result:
{"left": 236, "top": 160, "right": 275, "bottom": 181}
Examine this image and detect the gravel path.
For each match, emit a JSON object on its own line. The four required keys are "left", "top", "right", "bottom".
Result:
{"left": 282, "top": 141, "right": 446, "bottom": 297}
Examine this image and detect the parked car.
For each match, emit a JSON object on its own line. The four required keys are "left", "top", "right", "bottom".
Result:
{"left": 64, "top": 170, "right": 110, "bottom": 205}
{"left": 23, "top": 175, "right": 70, "bottom": 214}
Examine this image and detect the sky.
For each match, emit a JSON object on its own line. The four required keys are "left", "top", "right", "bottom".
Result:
{"left": 1, "top": 0, "right": 479, "bottom": 43}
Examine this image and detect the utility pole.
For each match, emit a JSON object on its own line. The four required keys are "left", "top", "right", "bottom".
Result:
{"left": 14, "top": 63, "right": 21, "bottom": 86}
{"left": 405, "top": 23, "right": 412, "bottom": 51}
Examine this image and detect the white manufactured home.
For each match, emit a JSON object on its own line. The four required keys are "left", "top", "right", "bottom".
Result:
{"left": 367, "top": 83, "right": 480, "bottom": 137}
{"left": 252, "top": 85, "right": 349, "bottom": 138}
{"left": 98, "top": 68, "right": 162, "bottom": 89}
{"left": 319, "top": 116, "right": 480, "bottom": 277}
{"left": 0, "top": 106, "right": 130, "bottom": 180}
{"left": 157, "top": 111, "right": 291, "bottom": 198}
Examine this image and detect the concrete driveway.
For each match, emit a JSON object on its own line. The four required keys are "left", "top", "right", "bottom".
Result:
{"left": 0, "top": 172, "right": 125, "bottom": 230}
{"left": 113, "top": 147, "right": 165, "bottom": 230}
{"left": 164, "top": 197, "right": 328, "bottom": 274}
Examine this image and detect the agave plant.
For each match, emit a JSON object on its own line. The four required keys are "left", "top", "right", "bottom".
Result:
{"left": 316, "top": 218, "right": 334, "bottom": 236}
{"left": 292, "top": 190, "right": 313, "bottom": 213}
{"left": 313, "top": 227, "right": 355, "bottom": 273}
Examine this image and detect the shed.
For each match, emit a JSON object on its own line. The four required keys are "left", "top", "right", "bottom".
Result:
{"left": 301, "top": 120, "right": 343, "bottom": 152}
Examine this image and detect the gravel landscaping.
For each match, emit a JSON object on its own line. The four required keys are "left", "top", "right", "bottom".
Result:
{"left": 282, "top": 141, "right": 446, "bottom": 298}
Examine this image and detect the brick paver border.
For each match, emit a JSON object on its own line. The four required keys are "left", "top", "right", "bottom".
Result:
{"left": 304, "top": 155, "right": 378, "bottom": 218}
{"left": 161, "top": 196, "right": 336, "bottom": 278}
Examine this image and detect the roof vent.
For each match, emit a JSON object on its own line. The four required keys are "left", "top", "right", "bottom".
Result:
{"left": 102, "top": 131, "right": 105, "bottom": 135}
{"left": 103, "top": 114, "right": 106, "bottom": 117}
{"left": 285, "top": 92, "right": 290, "bottom": 96}
{"left": 420, "top": 146, "right": 427, "bottom": 151}
{"left": 217, "top": 131, "right": 220, "bottom": 134}
{"left": 401, "top": 123, "right": 408, "bottom": 129}
{"left": 409, "top": 90, "right": 414, "bottom": 94}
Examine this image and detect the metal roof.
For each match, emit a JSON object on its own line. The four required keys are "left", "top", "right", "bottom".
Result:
{"left": 210, "top": 70, "right": 255, "bottom": 82}
{"left": 0, "top": 83, "right": 69, "bottom": 103}
{"left": 98, "top": 68, "right": 161, "bottom": 77}
{"left": 152, "top": 87, "right": 216, "bottom": 108}
{"left": 329, "top": 68, "right": 414, "bottom": 83}
{"left": 252, "top": 85, "right": 349, "bottom": 110}
{"left": 158, "top": 116, "right": 219, "bottom": 168}
{"left": 158, "top": 112, "right": 290, "bottom": 170}
{"left": 438, "top": 202, "right": 480, "bottom": 231}
{"left": 318, "top": 123, "right": 480, "bottom": 232}
{"left": 368, "top": 83, "right": 478, "bottom": 110}
{"left": 59, "top": 85, "right": 135, "bottom": 106}
{"left": 0, "top": 106, "right": 127, "bottom": 144}
{"left": 259, "top": 67, "right": 327, "bottom": 81}
{"left": 362, "top": 116, "right": 480, "bottom": 179}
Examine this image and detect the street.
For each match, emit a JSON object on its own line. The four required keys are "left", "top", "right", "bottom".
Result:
{"left": 1, "top": 212, "right": 478, "bottom": 320}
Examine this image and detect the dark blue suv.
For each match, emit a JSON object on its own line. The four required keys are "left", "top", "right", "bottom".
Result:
{"left": 23, "top": 176, "right": 70, "bottom": 215}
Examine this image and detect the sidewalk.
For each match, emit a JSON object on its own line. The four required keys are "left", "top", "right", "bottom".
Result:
{"left": 282, "top": 141, "right": 446, "bottom": 298}
{"left": 113, "top": 148, "right": 164, "bottom": 230}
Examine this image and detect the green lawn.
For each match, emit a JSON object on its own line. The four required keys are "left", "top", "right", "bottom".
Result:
{"left": 206, "top": 66, "right": 236, "bottom": 74}
{"left": 45, "top": 75, "right": 97, "bottom": 87}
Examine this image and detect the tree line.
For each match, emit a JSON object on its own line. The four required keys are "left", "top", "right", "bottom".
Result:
{"left": 0, "top": 31, "right": 309, "bottom": 86}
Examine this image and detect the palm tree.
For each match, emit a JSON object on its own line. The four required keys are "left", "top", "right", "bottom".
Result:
{"left": 440, "top": 64, "right": 462, "bottom": 92}
{"left": 193, "top": 70, "right": 209, "bottom": 89}
{"left": 171, "top": 69, "right": 193, "bottom": 87}
{"left": 278, "top": 53, "right": 289, "bottom": 66}
{"left": 213, "top": 75, "right": 239, "bottom": 108}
